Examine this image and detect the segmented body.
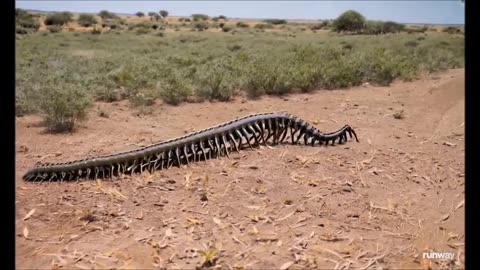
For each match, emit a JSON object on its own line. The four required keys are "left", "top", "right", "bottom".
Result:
{"left": 22, "top": 112, "right": 358, "bottom": 182}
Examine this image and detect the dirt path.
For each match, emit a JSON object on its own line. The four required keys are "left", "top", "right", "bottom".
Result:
{"left": 15, "top": 69, "right": 464, "bottom": 269}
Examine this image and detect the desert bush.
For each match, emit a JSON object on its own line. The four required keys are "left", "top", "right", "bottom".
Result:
{"left": 254, "top": 23, "right": 273, "bottom": 29}
{"left": 192, "top": 21, "right": 209, "bottom": 31}
{"left": 130, "top": 92, "right": 156, "bottom": 107}
{"left": 360, "top": 49, "right": 399, "bottom": 86}
{"left": 315, "top": 48, "right": 363, "bottom": 89}
{"left": 38, "top": 82, "right": 92, "bottom": 133}
{"left": 136, "top": 12, "right": 145, "bottom": 17}
{"left": 309, "top": 24, "right": 323, "bottom": 30}
{"left": 98, "top": 10, "right": 118, "bottom": 20}
{"left": 192, "top": 14, "right": 209, "bottom": 21}
{"left": 159, "top": 71, "right": 192, "bottom": 105}
{"left": 287, "top": 45, "right": 322, "bottom": 92}
{"left": 16, "top": 26, "right": 28, "bottom": 35}
{"left": 16, "top": 9, "right": 40, "bottom": 31}
{"left": 236, "top": 21, "right": 249, "bottom": 28}
{"left": 242, "top": 55, "right": 294, "bottom": 97}
{"left": 78, "top": 13, "right": 97, "bottom": 27}
{"left": 218, "top": 15, "right": 227, "bottom": 20}
{"left": 443, "top": 26, "right": 462, "bottom": 34}
{"left": 94, "top": 87, "right": 124, "bottom": 102}
{"left": 16, "top": 90, "right": 38, "bottom": 116}
{"left": 47, "top": 25, "right": 61, "bottom": 33}
{"left": 363, "top": 20, "right": 405, "bottom": 35}
{"left": 332, "top": 10, "right": 365, "bottom": 33}
{"left": 221, "top": 25, "right": 232, "bottom": 32}
{"left": 104, "top": 21, "right": 119, "bottom": 29}
{"left": 44, "top": 12, "right": 73, "bottom": 26}
{"left": 159, "top": 10, "right": 169, "bottom": 18}
{"left": 91, "top": 27, "right": 102, "bottom": 34}
{"left": 195, "top": 59, "right": 237, "bottom": 101}
{"left": 263, "top": 19, "right": 287, "bottom": 25}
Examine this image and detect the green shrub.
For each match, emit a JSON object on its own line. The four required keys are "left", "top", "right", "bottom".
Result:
{"left": 136, "top": 12, "right": 145, "bottom": 17}
{"left": 332, "top": 10, "right": 366, "bottom": 33}
{"left": 195, "top": 59, "right": 237, "bottom": 101}
{"left": 16, "top": 91, "right": 38, "bottom": 116}
{"left": 44, "top": 12, "right": 73, "bottom": 26}
{"left": 130, "top": 92, "right": 156, "bottom": 107}
{"left": 236, "top": 21, "right": 249, "bottom": 28}
{"left": 254, "top": 23, "right": 273, "bottom": 29}
{"left": 192, "top": 14, "right": 209, "bottom": 21}
{"left": 263, "top": 19, "right": 287, "bottom": 25}
{"left": 39, "top": 83, "right": 92, "bottom": 133}
{"left": 288, "top": 46, "right": 323, "bottom": 92}
{"left": 443, "top": 26, "right": 462, "bottom": 34}
{"left": 47, "top": 25, "right": 61, "bottom": 33}
{"left": 78, "top": 13, "right": 97, "bottom": 27}
{"left": 242, "top": 55, "right": 294, "bottom": 97}
{"left": 221, "top": 26, "right": 233, "bottom": 32}
{"left": 317, "top": 49, "right": 363, "bottom": 89}
{"left": 159, "top": 71, "right": 192, "bottom": 105}
{"left": 360, "top": 49, "right": 399, "bottom": 86}
{"left": 16, "top": 10, "right": 40, "bottom": 31}
{"left": 192, "top": 21, "right": 209, "bottom": 31}
{"left": 309, "top": 24, "right": 323, "bottom": 30}
{"left": 98, "top": 10, "right": 119, "bottom": 20}
{"left": 16, "top": 26, "right": 28, "bottom": 35}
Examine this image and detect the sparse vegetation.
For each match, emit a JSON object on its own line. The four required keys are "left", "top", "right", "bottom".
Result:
{"left": 263, "top": 19, "right": 287, "bottom": 25}
{"left": 15, "top": 12, "right": 464, "bottom": 114}
{"left": 38, "top": 79, "right": 92, "bottom": 133}
{"left": 78, "top": 13, "right": 97, "bottom": 27}
{"left": 221, "top": 25, "right": 232, "bottom": 32}
{"left": 98, "top": 10, "right": 118, "bottom": 20}
{"left": 192, "top": 21, "right": 209, "bottom": 31}
{"left": 236, "top": 22, "right": 249, "bottom": 28}
{"left": 254, "top": 23, "right": 273, "bottom": 30}
{"left": 47, "top": 25, "right": 61, "bottom": 33}
{"left": 443, "top": 26, "right": 462, "bottom": 34}
{"left": 192, "top": 14, "right": 209, "bottom": 21}
{"left": 44, "top": 12, "right": 73, "bottom": 26}
{"left": 15, "top": 9, "right": 40, "bottom": 32}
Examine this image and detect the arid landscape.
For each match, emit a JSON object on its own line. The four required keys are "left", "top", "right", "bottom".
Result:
{"left": 16, "top": 6, "right": 464, "bottom": 270}
{"left": 16, "top": 68, "right": 464, "bottom": 269}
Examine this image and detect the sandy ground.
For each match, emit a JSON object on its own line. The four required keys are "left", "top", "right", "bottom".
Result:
{"left": 15, "top": 69, "right": 464, "bottom": 270}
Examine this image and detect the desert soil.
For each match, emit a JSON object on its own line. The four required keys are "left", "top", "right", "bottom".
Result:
{"left": 15, "top": 69, "right": 465, "bottom": 270}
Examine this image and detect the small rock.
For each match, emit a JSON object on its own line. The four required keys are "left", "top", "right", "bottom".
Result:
{"left": 200, "top": 193, "right": 208, "bottom": 201}
{"left": 18, "top": 145, "right": 29, "bottom": 153}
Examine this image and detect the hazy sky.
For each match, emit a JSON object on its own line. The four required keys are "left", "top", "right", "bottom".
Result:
{"left": 15, "top": 1, "right": 465, "bottom": 24}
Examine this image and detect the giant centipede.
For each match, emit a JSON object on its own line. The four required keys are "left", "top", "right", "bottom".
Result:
{"left": 22, "top": 112, "right": 359, "bottom": 182}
